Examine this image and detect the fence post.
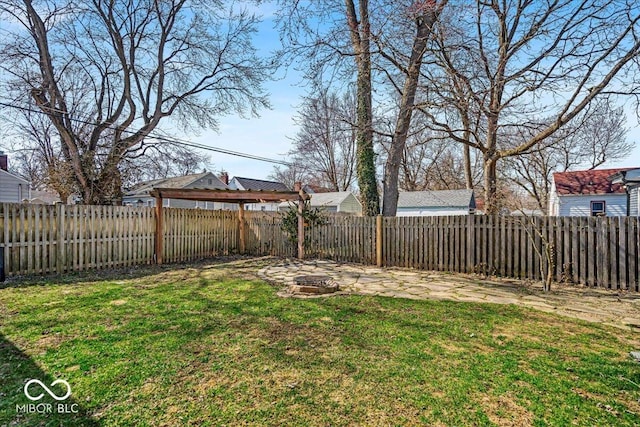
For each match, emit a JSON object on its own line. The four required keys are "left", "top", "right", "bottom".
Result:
{"left": 238, "top": 203, "right": 246, "bottom": 254}
{"left": 297, "top": 192, "right": 305, "bottom": 260}
{"left": 155, "top": 197, "right": 164, "bottom": 264}
{"left": 56, "top": 204, "right": 65, "bottom": 274}
{"left": 0, "top": 246, "right": 4, "bottom": 282}
{"left": 376, "top": 214, "right": 383, "bottom": 267}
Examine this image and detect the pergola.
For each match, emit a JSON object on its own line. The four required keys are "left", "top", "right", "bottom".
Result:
{"left": 149, "top": 187, "right": 309, "bottom": 264}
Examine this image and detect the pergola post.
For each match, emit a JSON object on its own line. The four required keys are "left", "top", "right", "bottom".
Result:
{"left": 155, "top": 196, "right": 164, "bottom": 264}
{"left": 238, "top": 202, "right": 246, "bottom": 254}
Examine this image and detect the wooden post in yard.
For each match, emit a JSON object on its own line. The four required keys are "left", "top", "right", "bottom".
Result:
{"left": 376, "top": 214, "right": 383, "bottom": 267}
{"left": 155, "top": 196, "right": 164, "bottom": 264}
{"left": 238, "top": 202, "right": 246, "bottom": 254}
{"left": 295, "top": 182, "right": 305, "bottom": 259}
{"left": 0, "top": 246, "right": 4, "bottom": 282}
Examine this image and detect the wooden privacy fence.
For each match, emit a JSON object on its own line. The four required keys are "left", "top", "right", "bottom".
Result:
{"left": 1, "top": 202, "right": 639, "bottom": 291}
{"left": 0, "top": 204, "right": 291, "bottom": 276}
{"left": 306, "top": 215, "right": 640, "bottom": 291}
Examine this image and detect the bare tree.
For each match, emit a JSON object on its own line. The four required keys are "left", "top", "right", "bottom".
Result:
{"left": 504, "top": 99, "right": 633, "bottom": 213}
{"left": 287, "top": 88, "right": 357, "bottom": 192}
{"left": 0, "top": 0, "right": 271, "bottom": 204}
{"left": 421, "top": 0, "right": 640, "bottom": 214}
{"left": 275, "top": 0, "right": 380, "bottom": 214}
{"left": 119, "top": 142, "right": 212, "bottom": 190}
{"left": 378, "top": 116, "right": 481, "bottom": 191}
{"left": 274, "top": 1, "right": 449, "bottom": 216}
{"left": 379, "top": 0, "right": 447, "bottom": 216}
{"left": 268, "top": 163, "right": 310, "bottom": 191}
{"left": 4, "top": 108, "right": 76, "bottom": 200}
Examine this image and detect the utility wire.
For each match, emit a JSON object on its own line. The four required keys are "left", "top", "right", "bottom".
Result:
{"left": 0, "top": 101, "right": 292, "bottom": 167}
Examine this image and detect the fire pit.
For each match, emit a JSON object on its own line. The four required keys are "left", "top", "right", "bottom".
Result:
{"left": 289, "top": 275, "right": 339, "bottom": 295}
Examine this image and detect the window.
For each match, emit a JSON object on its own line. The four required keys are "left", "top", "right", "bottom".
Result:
{"left": 591, "top": 200, "right": 606, "bottom": 216}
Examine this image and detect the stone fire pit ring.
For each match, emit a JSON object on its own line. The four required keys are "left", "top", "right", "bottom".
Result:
{"left": 288, "top": 275, "right": 339, "bottom": 296}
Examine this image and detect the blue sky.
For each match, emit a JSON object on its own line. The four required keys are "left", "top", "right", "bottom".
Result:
{"left": 1, "top": 1, "right": 638, "bottom": 182}
{"left": 187, "top": 3, "right": 640, "bottom": 182}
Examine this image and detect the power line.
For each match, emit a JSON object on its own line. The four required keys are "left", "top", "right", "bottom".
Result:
{"left": 0, "top": 101, "right": 292, "bottom": 167}
{"left": 0, "top": 99, "right": 364, "bottom": 184}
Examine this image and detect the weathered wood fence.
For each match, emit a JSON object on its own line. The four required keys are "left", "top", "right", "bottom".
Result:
{"left": 307, "top": 215, "right": 639, "bottom": 291}
{"left": 1, "top": 203, "right": 638, "bottom": 291}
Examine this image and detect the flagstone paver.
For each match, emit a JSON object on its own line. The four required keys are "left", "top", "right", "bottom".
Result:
{"left": 258, "top": 258, "right": 640, "bottom": 331}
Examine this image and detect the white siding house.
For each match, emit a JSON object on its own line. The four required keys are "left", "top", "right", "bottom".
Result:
{"left": 122, "top": 172, "right": 229, "bottom": 209}
{"left": 548, "top": 168, "right": 633, "bottom": 216}
{"left": 396, "top": 189, "right": 476, "bottom": 216}
{"left": 0, "top": 153, "right": 30, "bottom": 203}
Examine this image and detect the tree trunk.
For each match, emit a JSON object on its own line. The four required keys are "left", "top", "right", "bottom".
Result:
{"left": 382, "top": 8, "right": 441, "bottom": 216}
{"left": 463, "top": 133, "right": 473, "bottom": 189}
{"left": 483, "top": 154, "right": 499, "bottom": 215}
{"left": 346, "top": 0, "right": 379, "bottom": 216}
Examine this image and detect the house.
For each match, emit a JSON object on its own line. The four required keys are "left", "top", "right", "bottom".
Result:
{"left": 548, "top": 168, "right": 634, "bottom": 216}
{"left": 396, "top": 189, "right": 476, "bottom": 216}
{"left": 228, "top": 176, "right": 290, "bottom": 211}
{"left": 280, "top": 191, "right": 362, "bottom": 215}
{"left": 610, "top": 168, "right": 640, "bottom": 216}
{"left": 122, "top": 171, "right": 229, "bottom": 209}
{"left": 0, "top": 152, "right": 31, "bottom": 203}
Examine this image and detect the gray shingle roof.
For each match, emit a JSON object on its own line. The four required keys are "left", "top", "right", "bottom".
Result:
{"left": 125, "top": 172, "right": 227, "bottom": 197}
{"left": 397, "top": 189, "right": 474, "bottom": 208}
{"left": 232, "top": 177, "right": 289, "bottom": 191}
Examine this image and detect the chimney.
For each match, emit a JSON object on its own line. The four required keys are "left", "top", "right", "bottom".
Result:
{"left": 0, "top": 151, "right": 7, "bottom": 172}
{"left": 294, "top": 181, "right": 302, "bottom": 192}
{"left": 219, "top": 171, "right": 229, "bottom": 185}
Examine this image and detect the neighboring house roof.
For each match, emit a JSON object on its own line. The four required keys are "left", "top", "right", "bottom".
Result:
{"left": 308, "top": 192, "right": 355, "bottom": 207}
{"left": 278, "top": 191, "right": 358, "bottom": 209}
{"left": 303, "top": 184, "right": 333, "bottom": 194}
{"left": 610, "top": 167, "right": 640, "bottom": 185}
{"left": 0, "top": 168, "right": 30, "bottom": 185}
{"left": 125, "top": 172, "right": 227, "bottom": 197}
{"left": 552, "top": 168, "right": 633, "bottom": 196}
{"left": 397, "top": 189, "right": 475, "bottom": 209}
{"left": 231, "top": 177, "right": 289, "bottom": 192}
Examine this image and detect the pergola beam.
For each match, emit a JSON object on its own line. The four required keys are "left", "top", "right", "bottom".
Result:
{"left": 149, "top": 188, "right": 304, "bottom": 204}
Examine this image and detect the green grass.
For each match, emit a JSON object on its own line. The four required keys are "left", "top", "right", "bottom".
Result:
{"left": 1, "top": 259, "right": 639, "bottom": 426}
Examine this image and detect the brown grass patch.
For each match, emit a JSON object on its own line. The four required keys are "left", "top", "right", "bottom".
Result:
{"left": 480, "top": 393, "right": 534, "bottom": 427}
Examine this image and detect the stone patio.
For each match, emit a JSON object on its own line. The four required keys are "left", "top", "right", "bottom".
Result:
{"left": 259, "top": 258, "right": 640, "bottom": 331}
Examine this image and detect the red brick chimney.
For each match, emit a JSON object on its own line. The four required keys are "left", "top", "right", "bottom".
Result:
{"left": 0, "top": 152, "right": 7, "bottom": 172}
{"left": 219, "top": 171, "right": 229, "bottom": 185}
{"left": 294, "top": 181, "right": 302, "bottom": 192}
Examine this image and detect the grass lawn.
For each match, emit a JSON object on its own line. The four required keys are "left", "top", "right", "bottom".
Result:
{"left": 1, "top": 258, "right": 639, "bottom": 426}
